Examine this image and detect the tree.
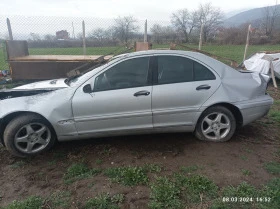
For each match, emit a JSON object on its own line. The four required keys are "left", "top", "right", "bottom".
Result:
{"left": 262, "top": 3, "right": 280, "bottom": 37}
{"left": 88, "top": 28, "right": 109, "bottom": 41}
{"left": 44, "top": 34, "right": 56, "bottom": 41}
{"left": 171, "top": 9, "right": 198, "bottom": 42}
{"left": 113, "top": 16, "right": 139, "bottom": 44}
{"left": 150, "top": 24, "right": 177, "bottom": 44}
{"left": 29, "top": 33, "right": 41, "bottom": 41}
{"left": 196, "top": 3, "right": 224, "bottom": 42}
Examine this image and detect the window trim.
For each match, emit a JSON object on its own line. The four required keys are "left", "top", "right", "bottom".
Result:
{"left": 93, "top": 56, "right": 153, "bottom": 93}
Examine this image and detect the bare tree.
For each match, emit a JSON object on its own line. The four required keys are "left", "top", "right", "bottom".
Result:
{"left": 262, "top": 3, "right": 279, "bottom": 37}
{"left": 88, "top": 28, "right": 110, "bottom": 41}
{"left": 196, "top": 3, "right": 224, "bottom": 42}
{"left": 113, "top": 16, "right": 139, "bottom": 44}
{"left": 171, "top": 9, "right": 198, "bottom": 42}
{"left": 44, "top": 34, "right": 56, "bottom": 41}
{"left": 151, "top": 24, "right": 177, "bottom": 44}
{"left": 29, "top": 33, "right": 41, "bottom": 41}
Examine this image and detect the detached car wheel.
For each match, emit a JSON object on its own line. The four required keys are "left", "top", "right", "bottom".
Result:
{"left": 195, "top": 106, "right": 236, "bottom": 142}
{"left": 4, "top": 114, "right": 56, "bottom": 157}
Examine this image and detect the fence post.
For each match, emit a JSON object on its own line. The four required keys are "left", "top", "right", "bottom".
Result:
{"left": 144, "top": 20, "right": 147, "bottom": 42}
{"left": 243, "top": 24, "right": 251, "bottom": 61}
{"left": 198, "top": 23, "right": 204, "bottom": 50}
{"left": 82, "top": 20, "right": 86, "bottom": 55}
{"left": 7, "top": 18, "right": 13, "bottom": 40}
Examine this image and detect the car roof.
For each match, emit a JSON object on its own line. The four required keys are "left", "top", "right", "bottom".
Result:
{"left": 124, "top": 50, "right": 238, "bottom": 78}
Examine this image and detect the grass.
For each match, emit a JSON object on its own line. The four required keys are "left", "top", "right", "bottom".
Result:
{"left": 264, "top": 162, "right": 280, "bottom": 174}
{"left": 47, "top": 190, "right": 71, "bottom": 209}
{"left": 2, "top": 44, "right": 280, "bottom": 70}
{"left": 149, "top": 176, "right": 182, "bottom": 209}
{"left": 211, "top": 179, "right": 280, "bottom": 209}
{"left": 1, "top": 196, "right": 43, "bottom": 209}
{"left": 149, "top": 174, "right": 218, "bottom": 209}
{"left": 10, "top": 160, "right": 26, "bottom": 169}
{"left": 85, "top": 193, "right": 124, "bottom": 209}
{"left": 104, "top": 166, "right": 149, "bottom": 186}
{"left": 268, "top": 111, "right": 280, "bottom": 123}
{"left": 63, "top": 163, "right": 101, "bottom": 184}
{"left": 241, "top": 169, "right": 252, "bottom": 176}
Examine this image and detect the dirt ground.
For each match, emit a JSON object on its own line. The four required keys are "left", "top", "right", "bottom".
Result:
{"left": 0, "top": 85, "right": 279, "bottom": 208}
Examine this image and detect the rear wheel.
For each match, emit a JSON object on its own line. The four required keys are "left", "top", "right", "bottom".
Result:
{"left": 195, "top": 106, "right": 236, "bottom": 142}
{"left": 4, "top": 114, "right": 56, "bottom": 157}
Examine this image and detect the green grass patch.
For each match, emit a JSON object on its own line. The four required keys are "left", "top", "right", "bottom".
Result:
{"left": 149, "top": 174, "right": 218, "bottom": 209}
{"left": 2, "top": 196, "right": 43, "bottom": 209}
{"left": 149, "top": 176, "right": 182, "bottom": 209}
{"left": 105, "top": 166, "right": 149, "bottom": 186}
{"left": 268, "top": 111, "right": 280, "bottom": 123}
{"left": 258, "top": 178, "right": 280, "bottom": 209}
{"left": 10, "top": 160, "right": 26, "bottom": 169}
{"left": 63, "top": 163, "right": 101, "bottom": 184}
{"left": 46, "top": 190, "right": 71, "bottom": 209}
{"left": 174, "top": 173, "right": 218, "bottom": 204}
{"left": 143, "top": 164, "right": 162, "bottom": 173}
{"left": 241, "top": 169, "right": 252, "bottom": 176}
{"left": 85, "top": 193, "right": 124, "bottom": 209}
{"left": 264, "top": 162, "right": 280, "bottom": 175}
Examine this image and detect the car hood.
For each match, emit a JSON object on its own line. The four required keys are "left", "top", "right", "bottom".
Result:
{"left": 14, "top": 78, "right": 68, "bottom": 90}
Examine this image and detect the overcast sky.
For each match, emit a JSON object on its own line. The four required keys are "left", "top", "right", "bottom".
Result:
{"left": 0, "top": 0, "right": 278, "bottom": 20}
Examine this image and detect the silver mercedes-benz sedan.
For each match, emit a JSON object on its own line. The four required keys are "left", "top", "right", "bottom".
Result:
{"left": 0, "top": 50, "right": 273, "bottom": 157}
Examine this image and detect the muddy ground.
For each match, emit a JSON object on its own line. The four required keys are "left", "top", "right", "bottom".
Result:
{"left": 0, "top": 85, "right": 279, "bottom": 209}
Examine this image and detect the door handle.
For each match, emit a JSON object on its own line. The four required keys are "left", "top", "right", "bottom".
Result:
{"left": 196, "top": 85, "right": 211, "bottom": 90}
{"left": 134, "top": 90, "right": 150, "bottom": 97}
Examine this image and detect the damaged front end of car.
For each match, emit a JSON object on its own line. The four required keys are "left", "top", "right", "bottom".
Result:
{"left": 0, "top": 89, "right": 56, "bottom": 101}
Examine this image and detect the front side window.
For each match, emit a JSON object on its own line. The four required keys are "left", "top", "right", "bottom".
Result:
{"left": 94, "top": 57, "right": 149, "bottom": 91}
{"left": 157, "top": 56, "right": 193, "bottom": 84}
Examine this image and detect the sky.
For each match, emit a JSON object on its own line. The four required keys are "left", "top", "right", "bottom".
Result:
{"left": 0, "top": 0, "right": 278, "bottom": 21}
{"left": 0, "top": 0, "right": 278, "bottom": 39}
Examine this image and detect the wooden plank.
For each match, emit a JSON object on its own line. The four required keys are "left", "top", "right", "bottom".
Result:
{"left": 9, "top": 55, "right": 113, "bottom": 62}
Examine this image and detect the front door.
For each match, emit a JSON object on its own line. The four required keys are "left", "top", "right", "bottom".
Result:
{"left": 72, "top": 56, "right": 153, "bottom": 135}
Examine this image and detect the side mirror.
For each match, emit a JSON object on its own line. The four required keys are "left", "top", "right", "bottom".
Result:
{"left": 83, "top": 84, "right": 92, "bottom": 93}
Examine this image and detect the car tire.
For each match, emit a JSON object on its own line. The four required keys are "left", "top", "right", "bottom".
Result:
{"left": 4, "top": 114, "right": 56, "bottom": 157}
{"left": 195, "top": 106, "right": 236, "bottom": 142}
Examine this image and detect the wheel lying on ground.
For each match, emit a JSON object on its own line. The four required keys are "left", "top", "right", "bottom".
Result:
{"left": 195, "top": 106, "right": 236, "bottom": 142}
{"left": 4, "top": 114, "right": 56, "bottom": 157}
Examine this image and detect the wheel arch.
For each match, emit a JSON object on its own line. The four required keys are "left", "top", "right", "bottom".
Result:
{"left": 0, "top": 111, "right": 57, "bottom": 146}
{"left": 199, "top": 102, "right": 243, "bottom": 128}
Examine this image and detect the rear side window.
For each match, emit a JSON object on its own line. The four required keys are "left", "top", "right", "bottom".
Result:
{"left": 194, "top": 62, "right": 216, "bottom": 81}
{"left": 157, "top": 56, "right": 193, "bottom": 84}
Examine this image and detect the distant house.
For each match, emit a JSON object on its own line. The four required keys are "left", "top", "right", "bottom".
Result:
{"left": 56, "top": 30, "right": 69, "bottom": 40}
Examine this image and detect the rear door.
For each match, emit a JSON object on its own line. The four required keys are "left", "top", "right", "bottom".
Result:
{"left": 152, "top": 55, "right": 220, "bottom": 128}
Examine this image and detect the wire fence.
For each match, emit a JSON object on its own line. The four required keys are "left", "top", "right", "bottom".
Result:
{"left": 1, "top": 15, "right": 280, "bottom": 72}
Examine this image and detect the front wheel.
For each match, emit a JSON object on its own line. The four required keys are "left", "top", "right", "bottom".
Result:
{"left": 195, "top": 106, "right": 236, "bottom": 142}
{"left": 4, "top": 114, "right": 56, "bottom": 157}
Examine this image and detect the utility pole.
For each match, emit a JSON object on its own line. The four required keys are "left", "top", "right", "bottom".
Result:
{"left": 72, "top": 22, "right": 76, "bottom": 39}
{"left": 7, "top": 18, "right": 13, "bottom": 40}
{"left": 198, "top": 23, "right": 204, "bottom": 50}
{"left": 144, "top": 20, "right": 147, "bottom": 42}
{"left": 243, "top": 24, "right": 251, "bottom": 61}
{"left": 82, "top": 20, "right": 86, "bottom": 55}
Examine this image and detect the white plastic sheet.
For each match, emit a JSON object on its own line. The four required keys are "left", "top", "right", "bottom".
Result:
{"left": 244, "top": 53, "right": 280, "bottom": 79}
